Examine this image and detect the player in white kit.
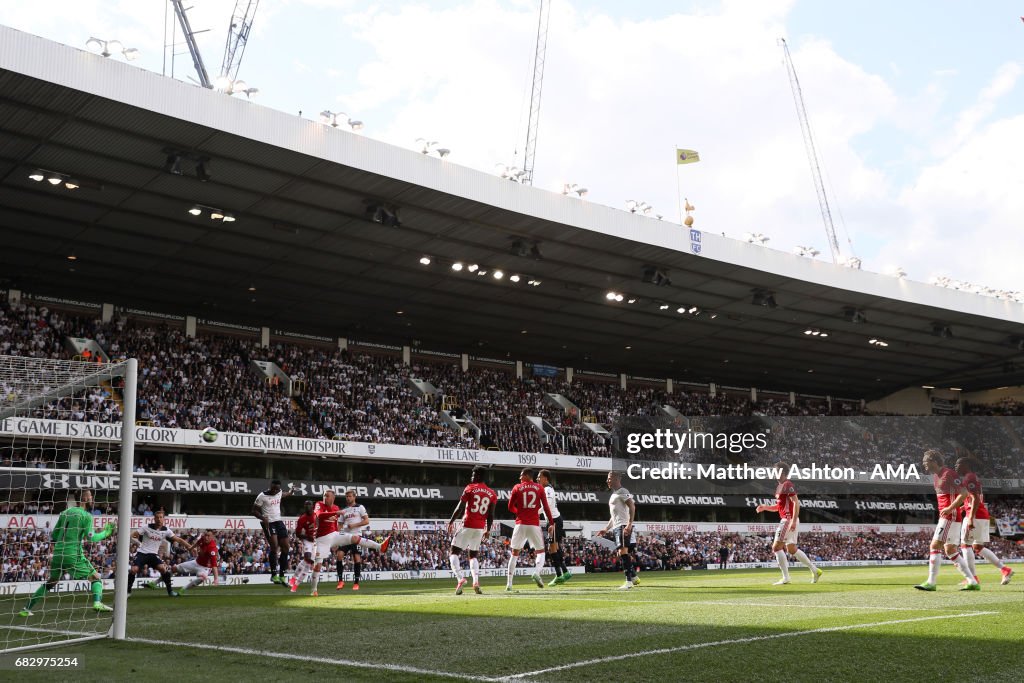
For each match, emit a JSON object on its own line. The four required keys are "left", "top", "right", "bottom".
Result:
{"left": 253, "top": 480, "right": 295, "bottom": 585}
{"left": 538, "top": 470, "right": 570, "bottom": 586}
{"left": 337, "top": 490, "right": 371, "bottom": 591}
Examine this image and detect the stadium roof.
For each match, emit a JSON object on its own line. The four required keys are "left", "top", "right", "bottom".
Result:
{"left": 1, "top": 26, "right": 1023, "bottom": 398}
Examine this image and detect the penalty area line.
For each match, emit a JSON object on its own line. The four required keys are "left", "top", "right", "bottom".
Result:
{"left": 126, "top": 637, "right": 492, "bottom": 681}
{"left": 499, "top": 611, "right": 998, "bottom": 681}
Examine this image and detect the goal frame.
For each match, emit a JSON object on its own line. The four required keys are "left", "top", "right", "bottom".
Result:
{"left": 0, "top": 356, "right": 137, "bottom": 651}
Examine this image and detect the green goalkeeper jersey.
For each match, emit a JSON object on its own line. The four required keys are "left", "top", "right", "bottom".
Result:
{"left": 52, "top": 506, "right": 95, "bottom": 556}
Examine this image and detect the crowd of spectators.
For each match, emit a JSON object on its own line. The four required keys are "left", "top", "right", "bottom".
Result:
{"left": 3, "top": 302, "right": 1024, "bottom": 462}
{"left": 3, "top": 526, "right": 1021, "bottom": 583}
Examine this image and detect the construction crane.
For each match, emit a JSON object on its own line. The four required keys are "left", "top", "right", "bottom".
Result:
{"left": 521, "top": 0, "right": 552, "bottom": 186}
{"left": 170, "top": 0, "right": 212, "bottom": 88}
{"left": 219, "top": 0, "right": 260, "bottom": 86}
{"left": 780, "top": 37, "right": 845, "bottom": 264}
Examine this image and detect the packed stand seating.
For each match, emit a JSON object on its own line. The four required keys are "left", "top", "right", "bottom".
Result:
{"left": 4, "top": 301, "right": 1024, "bottom": 458}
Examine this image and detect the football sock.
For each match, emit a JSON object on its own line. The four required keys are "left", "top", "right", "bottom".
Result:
{"left": 506, "top": 554, "right": 517, "bottom": 584}
{"left": 774, "top": 550, "right": 791, "bottom": 580}
{"left": 353, "top": 561, "right": 361, "bottom": 584}
{"left": 311, "top": 570, "right": 320, "bottom": 593}
{"left": 551, "top": 551, "right": 563, "bottom": 576}
{"left": 927, "top": 550, "right": 941, "bottom": 584}
{"left": 979, "top": 547, "right": 1005, "bottom": 569}
{"left": 469, "top": 557, "right": 480, "bottom": 583}
{"left": 534, "top": 552, "right": 546, "bottom": 575}
{"left": 127, "top": 571, "right": 136, "bottom": 593}
{"left": 187, "top": 577, "right": 203, "bottom": 589}
{"left": 449, "top": 554, "right": 463, "bottom": 580}
{"left": 621, "top": 553, "right": 634, "bottom": 580}
{"left": 296, "top": 561, "right": 311, "bottom": 582}
{"left": 961, "top": 546, "right": 977, "bottom": 577}
{"left": 948, "top": 551, "right": 975, "bottom": 582}
{"left": 793, "top": 549, "right": 817, "bottom": 572}
{"left": 336, "top": 557, "right": 344, "bottom": 578}
{"left": 91, "top": 580, "right": 103, "bottom": 603}
{"left": 279, "top": 548, "right": 289, "bottom": 576}
{"left": 269, "top": 549, "right": 278, "bottom": 578}
{"left": 162, "top": 571, "right": 174, "bottom": 595}
{"left": 25, "top": 584, "right": 46, "bottom": 610}
{"left": 358, "top": 538, "right": 382, "bottom": 551}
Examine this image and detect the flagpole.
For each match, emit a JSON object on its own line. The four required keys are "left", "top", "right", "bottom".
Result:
{"left": 675, "top": 148, "right": 684, "bottom": 225}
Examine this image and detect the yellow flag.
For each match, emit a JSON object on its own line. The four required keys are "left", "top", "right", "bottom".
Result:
{"left": 676, "top": 148, "right": 700, "bottom": 164}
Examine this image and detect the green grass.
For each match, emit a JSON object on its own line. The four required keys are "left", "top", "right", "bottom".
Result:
{"left": 4, "top": 566, "right": 1023, "bottom": 682}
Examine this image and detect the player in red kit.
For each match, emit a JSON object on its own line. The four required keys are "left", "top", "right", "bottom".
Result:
{"left": 916, "top": 450, "right": 978, "bottom": 591}
{"left": 755, "top": 461, "right": 821, "bottom": 585}
{"left": 505, "top": 468, "right": 554, "bottom": 591}
{"left": 289, "top": 500, "right": 317, "bottom": 593}
{"left": 446, "top": 466, "right": 497, "bottom": 595}
{"left": 175, "top": 529, "right": 219, "bottom": 593}
{"left": 309, "top": 490, "right": 389, "bottom": 596}
{"left": 940, "top": 457, "right": 1013, "bottom": 586}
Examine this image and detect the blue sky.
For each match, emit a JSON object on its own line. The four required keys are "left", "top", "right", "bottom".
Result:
{"left": 1, "top": 0, "right": 1022, "bottom": 292}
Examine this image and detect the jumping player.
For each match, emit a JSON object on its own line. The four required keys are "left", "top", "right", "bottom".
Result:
{"left": 289, "top": 500, "right": 317, "bottom": 592}
{"left": 755, "top": 461, "right": 822, "bottom": 585}
{"left": 600, "top": 471, "right": 637, "bottom": 590}
{"left": 253, "top": 480, "right": 295, "bottom": 585}
{"left": 916, "top": 450, "right": 979, "bottom": 591}
{"left": 506, "top": 468, "right": 554, "bottom": 591}
{"left": 19, "top": 489, "right": 116, "bottom": 617}
{"left": 538, "top": 469, "right": 570, "bottom": 586}
{"left": 309, "top": 490, "right": 390, "bottom": 596}
{"left": 128, "top": 509, "right": 194, "bottom": 596}
{"left": 337, "top": 490, "right": 371, "bottom": 591}
{"left": 940, "top": 457, "right": 1013, "bottom": 586}
{"left": 447, "top": 466, "right": 497, "bottom": 595}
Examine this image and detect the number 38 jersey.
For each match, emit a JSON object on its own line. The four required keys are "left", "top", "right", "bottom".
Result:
{"left": 460, "top": 482, "right": 497, "bottom": 530}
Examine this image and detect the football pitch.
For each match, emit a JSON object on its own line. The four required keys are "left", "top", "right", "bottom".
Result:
{"left": 8, "top": 566, "right": 1023, "bottom": 682}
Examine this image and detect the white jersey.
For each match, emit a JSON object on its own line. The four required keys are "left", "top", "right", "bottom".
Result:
{"left": 254, "top": 490, "right": 284, "bottom": 523}
{"left": 341, "top": 504, "right": 368, "bottom": 534}
{"left": 609, "top": 487, "right": 633, "bottom": 528}
{"left": 543, "top": 486, "right": 561, "bottom": 520}
{"left": 137, "top": 524, "right": 174, "bottom": 555}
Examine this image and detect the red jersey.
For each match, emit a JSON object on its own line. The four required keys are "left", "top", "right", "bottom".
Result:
{"left": 933, "top": 467, "right": 961, "bottom": 519}
{"left": 774, "top": 479, "right": 797, "bottom": 519}
{"left": 460, "top": 482, "right": 498, "bottom": 530}
{"left": 313, "top": 502, "right": 340, "bottom": 537}
{"left": 507, "top": 481, "right": 553, "bottom": 527}
{"left": 959, "top": 472, "right": 990, "bottom": 520}
{"left": 295, "top": 512, "right": 317, "bottom": 540}
{"left": 196, "top": 538, "right": 218, "bottom": 569}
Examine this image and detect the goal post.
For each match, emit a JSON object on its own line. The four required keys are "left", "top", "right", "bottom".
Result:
{"left": 0, "top": 354, "right": 137, "bottom": 653}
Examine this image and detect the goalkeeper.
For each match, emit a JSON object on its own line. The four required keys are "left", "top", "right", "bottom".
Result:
{"left": 20, "top": 489, "right": 116, "bottom": 616}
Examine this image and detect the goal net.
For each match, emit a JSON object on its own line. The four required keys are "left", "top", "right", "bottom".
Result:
{"left": 0, "top": 355, "right": 137, "bottom": 653}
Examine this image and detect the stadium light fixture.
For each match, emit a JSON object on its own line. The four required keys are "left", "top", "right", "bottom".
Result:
{"left": 751, "top": 289, "right": 777, "bottom": 309}
{"left": 794, "top": 245, "right": 820, "bottom": 258}
{"left": 467, "top": 264, "right": 479, "bottom": 273}
{"left": 887, "top": 266, "right": 907, "bottom": 279}
{"left": 188, "top": 205, "right": 202, "bottom": 216}
{"left": 476, "top": 269, "right": 488, "bottom": 276}
{"left": 626, "top": 199, "right": 654, "bottom": 215}
{"left": 509, "top": 274, "right": 521, "bottom": 283}
{"left": 868, "top": 338, "right": 889, "bottom": 347}
{"left": 931, "top": 323, "right": 953, "bottom": 339}
{"left": 627, "top": 298, "right": 637, "bottom": 304}
{"left": 527, "top": 279, "right": 541, "bottom": 287}
{"left": 743, "top": 232, "right": 770, "bottom": 245}
{"left": 320, "top": 110, "right": 363, "bottom": 130}
{"left": 843, "top": 256, "right": 863, "bottom": 269}
{"left": 561, "top": 183, "right": 588, "bottom": 197}
{"left": 658, "top": 304, "right": 670, "bottom": 310}
{"left": 67, "top": 253, "right": 77, "bottom": 261}
{"left": 949, "top": 387, "right": 963, "bottom": 391}
{"left": 222, "top": 214, "right": 236, "bottom": 223}
{"left": 419, "top": 256, "right": 432, "bottom": 265}
{"left": 921, "top": 385, "right": 935, "bottom": 389}
{"left": 86, "top": 37, "right": 137, "bottom": 60}
{"left": 210, "top": 210, "right": 225, "bottom": 221}
{"left": 493, "top": 270, "right": 504, "bottom": 279}
{"left": 417, "top": 139, "right": 450, "bottom": 157}
{"left": 46, "top": 173, "right": 63, "bottom": 185}
{"left": 28, "top": 171, "right": 44, "bottom": 182}
{"left": 842, "top": 307, "right": 867, "bottom": 324}
{"left": 641, "top": 267, "right": 671, "bottom": 287}
{"left": 451, "top": 262, "right": 464, "bottom": 271}
{"left": 496, "top": 163, "right": 527, "bottom": 182}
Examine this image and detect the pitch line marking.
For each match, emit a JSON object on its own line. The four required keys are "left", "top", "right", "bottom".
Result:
{"left": 126, "top": 637, "right": 492, "bottom": 682}
{"left": 499, "top": 611, "right": 998, "bottom": 680}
